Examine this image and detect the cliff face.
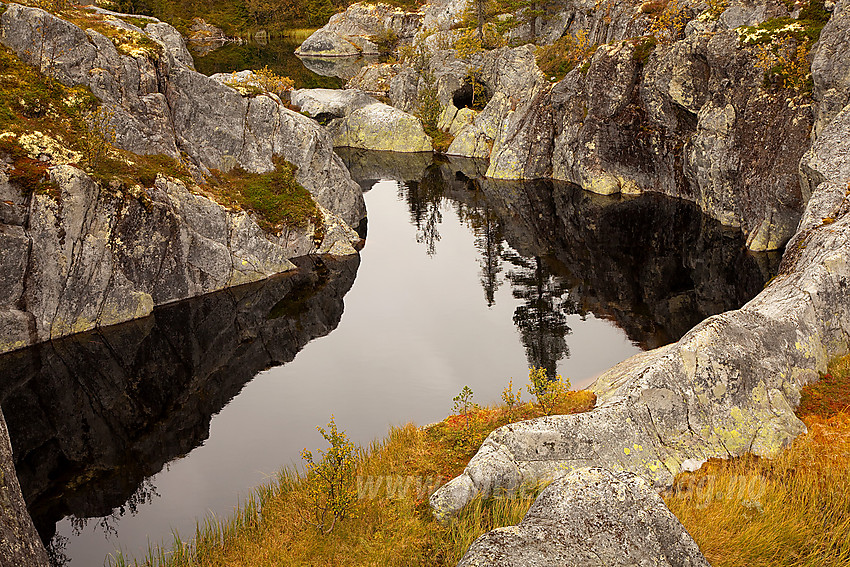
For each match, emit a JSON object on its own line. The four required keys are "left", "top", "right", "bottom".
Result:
{"left": 381, "top": 2, "right": 816, "bottom": 251}
{"left": 0, "top": 254, "right": 359, "bottom": 544}
{"left": 287, "top": 0, "right": 842, "bottom": 251}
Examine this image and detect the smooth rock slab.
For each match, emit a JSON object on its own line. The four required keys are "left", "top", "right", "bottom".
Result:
{"left": 457, "top": 468, "right": 710, "bottom": 567}
{"left": 330, "top": 102, "right": 433, "bottom": 152}
{"left": 291, "top": 88, "right": 378, "bottom": 118}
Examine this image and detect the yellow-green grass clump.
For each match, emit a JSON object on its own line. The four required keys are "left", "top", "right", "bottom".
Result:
{"left": 666, "top": 353, "right": 850, "bottom": 567}
{"left": 112, "top": 379, "right": 596, "bottom": 566}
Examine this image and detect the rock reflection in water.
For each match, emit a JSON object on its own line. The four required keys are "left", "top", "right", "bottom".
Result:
{"left": 337, "top": 148, "right": 780, "bottom": 369}
{"left": 0, "top": 255, "right": 359, "bottom": 554}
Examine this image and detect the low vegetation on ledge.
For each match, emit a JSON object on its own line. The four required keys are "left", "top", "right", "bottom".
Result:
{"left": 110, "top": 370, "right": 595, "bottom": 566}
{"left": 666, "top": 353, "right": 850, "bottom": 567}
{"left": 0, "top": 43, "right": 318, "bottom": 235}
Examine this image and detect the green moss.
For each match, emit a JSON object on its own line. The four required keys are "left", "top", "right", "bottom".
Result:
{"left": 208, "top": 157, "right": 322, "bottom": 233}
{"left": 631, "top": 35, "right": 657, "bottom": 65}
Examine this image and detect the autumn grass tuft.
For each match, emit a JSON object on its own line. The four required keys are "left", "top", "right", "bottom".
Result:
{"left": 666, "top": 353, "right": 850, "bottom": 567}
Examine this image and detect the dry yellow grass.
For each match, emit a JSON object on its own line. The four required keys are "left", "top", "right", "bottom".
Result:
{"left": 666, "top": 354, "right": 850, "bottom": 567}
{"left": 114, "top": 387, "right": 595, "bottom": 567}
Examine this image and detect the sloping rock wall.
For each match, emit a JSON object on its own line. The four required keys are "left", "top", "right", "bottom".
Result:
{"left": 0, "top": 165, "right": 360, "bottom": 355}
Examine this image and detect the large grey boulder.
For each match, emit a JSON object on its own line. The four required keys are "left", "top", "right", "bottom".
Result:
{"left": 291, "top": 88, "right": 379, "bottom": 117}
{"left": 293, "top": 88, "right": 433, "bottom": 152}
{"left": 296, "top": 28, "right": 363, "bottom": 57}
{"left": 0, "top": 409, "right": 49, "bottom": 567}
{"left": 457, "top": 468, "right": 710, "bottom": 567}
{"left": 431, "top": 98, "right": 850, "bottom": 520}
{"left": 0, "top": 4, "right": 366, "bottom": 228}
{"left": 296, "top": 2, "right": 423, "bottom": 57}
{"left": 331, "top": 102, "right": 433, "bottom": 152}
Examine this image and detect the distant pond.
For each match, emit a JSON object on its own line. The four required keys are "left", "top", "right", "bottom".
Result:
{"left": 0, "top": 148, "right": 781, "bottom": 566}
{"left": 191, "top": 33, "right": 384, "bottom": 89}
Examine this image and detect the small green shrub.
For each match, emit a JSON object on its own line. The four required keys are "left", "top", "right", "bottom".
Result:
{"left": 536, "top": 29, "right": 596, "bottom": 81}
{"left": 81, "top": 106, "right": 116, "bottom": 169}
{"left": 527, "top": 367, "right": 570, "bottom": 416}
{"left": 501, "top": 379, "right": 522, "bottom": 420}
{"left": 452, "top": 385, "right": 478, "bottom": 432}
{"left": 632, "top": 35, "right": 657, "bottom": 65}
{"left": 300, "top": 416, "right": 358, "bottom": 534}
{"left": 370, "top": 27, "right": 399, "bottom": 54}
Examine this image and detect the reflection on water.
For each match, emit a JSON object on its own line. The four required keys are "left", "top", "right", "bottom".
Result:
{"left": 191, "top": 35, "right": 382, "bottom": 88}
{"left": 0, "top": 150, "right": 780, "bottom": 566}
{"left": 0, "top": 256, "right": 359, "bottom": 563}
{"left": 339, "top": 148, "right": 781, "bottom": 355}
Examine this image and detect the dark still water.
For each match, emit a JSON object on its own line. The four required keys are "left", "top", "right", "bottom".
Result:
{"left": 191, "top": 33, "right": 383, "bottom": 89}
{"left": 0, "top": 151, "right": 779, "bottom": 566}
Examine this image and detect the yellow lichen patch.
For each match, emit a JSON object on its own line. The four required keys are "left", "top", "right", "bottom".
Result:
{"left": 18, "top": 130, "right": 82, "bottom": 164}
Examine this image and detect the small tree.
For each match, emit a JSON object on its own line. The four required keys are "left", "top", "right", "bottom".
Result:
{"left": 453, "top": 385, "right": 477, "bottom": 431}
{"left": 300, "top": 416, "right": 357, "bottom": 534}
{"left": 526, "top": 367, "right": 570, "bottom": 416}
{"left": 502, "top": 378, "right": 522, "bottom": 420}
{"left": 81, "top": 106, "right": 116, "bottom": 170}
{"left": 252, "top": 66, "right": 294, "bottom": 96}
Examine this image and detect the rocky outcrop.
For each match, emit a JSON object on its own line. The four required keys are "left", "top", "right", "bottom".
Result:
{"left": 457, "top": 468, "right": 710, "bottom": 567}
{"left": 349, "top": 0, "right": 822, "bottom": 251}
{"left": 0, "top": 164, "right": 360, "bottom": 354}
{"left": 296, "top": 2, "right": 423, "bottom": 57}
{"left": 430, "top": 94, "right": 850, "bottom": 522}
{"left": 0, "top": 410, "right": 49, "bottom": 567}
{"left": 0, "top": 4, "right": 366, "bottom": 228}
{"left": 292, "top": 88, "right": 433, "bottom": 152}
{"left": 186, "top": 17, "right": 244, "bottom": 56}
{"left": 0, "top": 5, "right": 367, "bottom": 353}
{"left": 0, "top": 255, "right": 359, "bottom": 544}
